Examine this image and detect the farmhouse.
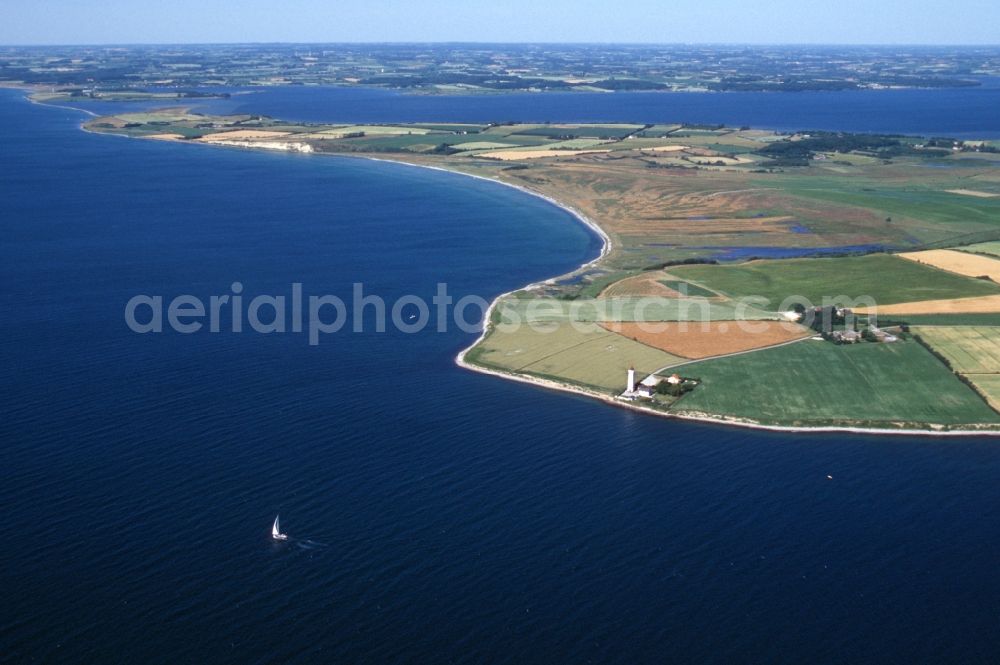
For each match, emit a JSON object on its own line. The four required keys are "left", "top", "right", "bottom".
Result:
{"left": 635, "top": 384, "right": 656, "bottom": 398}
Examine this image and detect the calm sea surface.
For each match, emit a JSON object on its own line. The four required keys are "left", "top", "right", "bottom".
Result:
{"left": 3, "top": 87, "right": 1000, "bottom": 663}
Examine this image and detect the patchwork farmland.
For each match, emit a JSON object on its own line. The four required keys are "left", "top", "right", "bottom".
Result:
{"left": 601, "top": 320, "right": 812, "bottom": 359}
{"left": 81, "top": 111, "right": 1000, "bottom": 431}
{"left": 899, "top": 249, "right": 1000, "bottom": 282}
{"left": 468, "top": 323, "right": 684, "bottom": 392}
{"left": 669, "top": 254, "right": 1000, "bottom": 309}
{"left": 914, "top": 326, "right": 1000, "bottom": 409}
{"left": 666, "top": 341, "right": 1000, "bottom": 428}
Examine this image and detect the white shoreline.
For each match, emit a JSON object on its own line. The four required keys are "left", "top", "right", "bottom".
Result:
{"left": 374, "top": 160, "right": 1000, "bottom": 438}
{"left": 363, "top": 156, "right": 612, "bottom": 277}
{"left": 47, "top": 102, "right": 999, "bottom": 437}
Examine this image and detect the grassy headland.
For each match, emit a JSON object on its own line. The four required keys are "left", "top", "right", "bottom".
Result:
{"left": 79, "top": 108, "right": 1000, "bottom": 432}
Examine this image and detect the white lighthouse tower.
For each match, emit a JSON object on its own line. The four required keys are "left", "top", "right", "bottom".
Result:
{"left": 626, "top": 366, "right": 636, "bottom": 393}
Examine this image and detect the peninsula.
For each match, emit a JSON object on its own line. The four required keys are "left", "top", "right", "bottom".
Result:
{"left": 80, "top": 107, "right": 1000, "bottom": 433}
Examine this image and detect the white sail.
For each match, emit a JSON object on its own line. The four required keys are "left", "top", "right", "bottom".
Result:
{"left": 272, "top": 515, "right": 287, "bottom": 540}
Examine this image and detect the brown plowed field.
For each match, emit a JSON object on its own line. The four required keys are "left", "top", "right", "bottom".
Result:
{"left": 601, "top": 320, "right": 811, "bottom": 359}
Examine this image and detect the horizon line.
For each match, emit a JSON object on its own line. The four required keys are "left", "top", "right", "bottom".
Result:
{"left": 3, "top": 40, "right": 1000, "bottom": 48}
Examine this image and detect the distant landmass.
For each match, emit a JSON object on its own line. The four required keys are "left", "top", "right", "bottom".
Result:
{"left": 3, "top": 43, "right": 998, "bottom": 94}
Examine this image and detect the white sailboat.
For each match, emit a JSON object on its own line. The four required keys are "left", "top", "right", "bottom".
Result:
{"left": 271, "top": 514, "right": 288, "bottom": 540}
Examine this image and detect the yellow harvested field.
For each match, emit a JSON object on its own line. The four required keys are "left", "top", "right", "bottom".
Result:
{"left": 144, "top": 133, "right": 185, "bottom": 141}
{"left": 641, "top": 145, "right": 688, "bottom": 153}
{"left": 912, "top": 326, "right": 1000, "bottom": 374}
{"left": 480, "top": 149, "right": 612, "bottom": 161}
{"left": 600, "top": 320, "right": 811, "bottom": 359}
{"left": 198, "top": 130, "right": 292, "bottom": 141}
{"left": 898, "top": 249, "right": 1000, "bottom": 282}
{"left": 912, "top": 326, "right": 1000, "bottom": 411}
{"left": 856, "top": 294, "right": 1000, "bottom": 315}
{"left": 946, "top": 189, "right": 998, "bottom": 198}
{"left": 965, "top": 375, "right": 1000, "bottom": 411}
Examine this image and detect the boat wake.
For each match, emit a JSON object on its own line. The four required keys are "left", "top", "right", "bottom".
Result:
{"left": 271, "top": 515, "right": 328, "bottom": 549}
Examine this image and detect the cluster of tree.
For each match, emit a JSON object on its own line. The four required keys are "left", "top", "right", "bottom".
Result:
{"left": 878, "top": 144, "right": 948, "bottom": 158}
{"left": 431, "top": 143, "right": 461, "bottom": 155}
{"left": 795, "top": 304, "right": 853, "bottom": 334}
{"left": 590, "top": 78, "right": 667, "bottom": 91}
{"left": 643, "top": 257, "right": 719, "bottom": 271}
{"left": 752, "top": 131, "right": 961, "bottom": 164}
{"left": 707, "top": 75, "right": 978, "bottom": 92}
{"left": 925, "top": 137, "right": 961, "bottom": 148}
{"left": 680, "top": 123, "right": 726, "bottom": 131}
{"left": 176, "top": 90, "right": 231, "bottom": 99}
{"left": 759, "top": 132, "right": 902, "bottom": 160}
{"left": 655, "top": 379, "right": 696, "bottom": 397}
{"left": 917, "top": 138, "right": 998, "bottom": 154}
{"left": 873, "top": 76, "right": 979, "bottom": 88}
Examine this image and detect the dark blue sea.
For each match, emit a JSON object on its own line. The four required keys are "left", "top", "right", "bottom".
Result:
{"left": 3, "top": 87, "right": 1000, "bottom": 663}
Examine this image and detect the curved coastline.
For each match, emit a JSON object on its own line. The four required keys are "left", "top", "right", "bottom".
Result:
{"left": 368, "top": 160, "right": 1000, "bottom": 438}
{"left": 41, "top": 92, "right": 998, "bottom": 437}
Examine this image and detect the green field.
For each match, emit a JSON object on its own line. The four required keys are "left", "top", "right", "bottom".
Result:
{"left": 637, "top": 124, "right": 682, "bottom": 136}
{"left": 539, "top": 138, "right": 613, "bottom": 150}
{"left": 410, "top": 123, "right": 488, "bottom": 133}
{"left": 601, "top": 137, "right": 686, "bottom": 151}
{"left": 659, "top": 279, "right": 718, "bottom": 298}
{"left": 773, "top": 178, "right": 1000, "bottom": 232}
{"left": 451, "top": 141, "right": 519, "bottom": 151}
{"left": 667, "top": 339, "right": 999, "bottom": 428}
{"left": 670, "top": 254, "right": 1000, "bottom": 309}
{"left": 513, "top": 125, "right": 644, "bottom": 139}
{"left": 957, "top": 241, "right": 1000, "bottom": 258}
{"left": 913, "top": 326, "right": 1000, "bottom": 412}
{"left": 497, "top": 296, "right": 777, "bottom": 324}
{"left": 879, "top": 313, "right": 1000, "bottom": 327}
{"left": 913, "top": 326, "right": 1000, "bottom": 374}
{"left": 470, "top": 323, "right": 684, "bottom": 392}
{"left": 337, "top": 125, "right": 438, "bottom": 135}
{"left": 964, "top": 375, "right": 1000, "bottom": 410}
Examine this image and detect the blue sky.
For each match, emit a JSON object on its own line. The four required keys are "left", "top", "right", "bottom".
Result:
{"left": 2, "top": 0, "right": 999, "bottom": 45}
